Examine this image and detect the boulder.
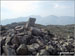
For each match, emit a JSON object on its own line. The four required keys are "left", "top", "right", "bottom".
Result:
{"left": 0, "top": 37, "right": 6, "bottom": 54}
{"left": 7, "top": 29, "right": 16, "bottom": 37}
{"left": 36, "top": 53, "right": 40, "bottom": 56}
{"left": 16, "top": 32, "right": 25, "bottom": 36}
{"left": 27, "top": 31, "right": 32, "bottom": 35}
{"left": 16, "top": 44, "right": 28, "bottom": 55}
{"left": 1, "top": 37, "right": 6, "bottom": 46}
{"left": 1, "top": 53, "right": 6, "bottom": 56}
{"left": 26, "top": 18, "right": 36, "bottom": 28}
{"left": 11, "top": 36, "right": 20, "bottom": 45}
{"left": 2, "top": 45, "right": 16, "bottom": 55}
{"left": 0, "top": 26, "right": 7, "bottom": 36}
{"left": 5, "top": 36, "right": 13, "bottom": 45}
{"left": 11, "top": 44, "right": 19, "bottom": 50}
{"left": 29, "top": 38, "right": 37, "bottom": 44}
{"left": 46, "top": 45, "right": 58, "bottom": 55}
{"left": 30, "top": 27, "right": 42, "bottom": 36}
{"left": 19, "top": 35, "right": 31, "bottom": 44}
{"left": 0, "top": 42, "right": 1, "bottom": 55}
{"left": 15, "top": 26, "right": 24, "bottom": 33}
{"left": 36, "top": 39, "right": 44, "bottom": 46}
{"left": 39, "top": 49, "right": 49, "bottom": 55}
{"left": 11, "top": 35, "right": 31, "bottom": 45}
{"left": 27, "top": 43, "right": 40, "bottom": 52}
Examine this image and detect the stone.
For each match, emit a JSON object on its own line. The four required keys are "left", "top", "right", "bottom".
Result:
{"left": 27, "top": 43, "right": 40, "bottom": 52}
{"left": 11, "top": 44, "right": 19, "bottom": 50}
{"left": 0, "top": 26, "right": 7, "bottom": 36}
{"left": 30, "top": 27, "right": 42, "bottom": 36}
{"left": 11, "top": 36, "right": 20, "bottom": 45}
{"left": 46, "top": 45, "right": 59, "bottom": 55}
{"left": 29, "top": 38, "right": 37, "bottom": 44}
{"left": 0, "top": 37, "right": 6, "bottom": 55}
{"left": 19, "top": 35, "right": 31, "bottom": 44}
{"left": 27, "top": 45, "right": 35, "bottom": 52}
{"left": 1, "top": 53, "right": 6, "bottom": 56}
{"left": 2, "top": 45, "right": 16, "bottom": 55}
{"left": 1, "top": 37, "right": 6, "bottom": 46}
{"left": 5, "top": 36, "right": 13, "bottom": 45}
{"left": 26, "top": 18, "right": 36, "bottom": 28}
{"left": 0, "top": 44, "right": 1, "bottom": 55}
{"left": 39, "top": 49, "right": 49, "bottom": 55}
{"left": 16, "top": 44, "right": 28, "bottom": 55}
{"left": 0, "top": 26, "right": 7, "bottom": 31}
{"left": 36, "top": 53, "right": 40, "bottom": 56}
{"left": 7, "top": 29, "right": 16, "bottom": 37}
{"left": 27, "top": 31, "right": 32, "bottom": 35}
{"left": 16, "top": 32, "right": 25, "bottom": 36}
{"left": 15, "top": 26, "right": 24, "bottom": 33}
{"left": 36, "top": 39, "right": 44, "bottom": 46}
{"left": 11, "top": 35, "right": 31, "bottom": 45}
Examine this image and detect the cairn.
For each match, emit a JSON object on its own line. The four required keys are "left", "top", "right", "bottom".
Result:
{"left": 0, "top": 18, "right": 74, "bottom": 55}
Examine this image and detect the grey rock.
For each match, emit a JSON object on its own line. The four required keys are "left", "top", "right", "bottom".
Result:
{"left": 30, "top": 27, "right": 42, "bottom": 36}
{"left": 0, "top": 26, "right": 7, "bottom": 36}
{"left": 46, "top": 45, "right": 58, "bottom": 54}
{"left": 36, "top": 39, "right": 44, "bottom": 46}
{"left": 5, "top": 36, "right": 13, "bottom": 45}
{"left": 0, "top": 37, "right": 6, "bottom": 54}
{"left": 0, "top": 46, "right": 1, "bottom": 55}
{"left": 18, "top": 35, "right": 31, "bottom": 44}
{"left": 7, "top": 29, "right": 16, "bottom": 37}
{"left": 1, "top": 53, "right": 6, "bottom": 56}
{"left": 1, "top": 37, "right": 6, "bottom": 46}
{"left": 3, "top": 45, "right": 16, "bottom": 55}
{"left": 39, "top": 49, "right": 49, "bottom": 55}
{"left": 16, "top": 32, "right": 25, "bottom": 36}
{"left": 15, "top": 26, "right": 24, "bottom": 33}
{"left": 11, "top": 36, "right": 20, "bottom": 45}
{"left": 27, "top": 31, "right": 32, "bottom": 35}
{"left": 11, "top": 44, "right": 19, "bottom": 50}
{"left": 26, "top": 18, "right": 36, "bottom": 28}
{"left": 16, "top": 44, "right": 28, "bottom": 55}
{"left": 27, "top": 43, "right": 40, "bottom": 52}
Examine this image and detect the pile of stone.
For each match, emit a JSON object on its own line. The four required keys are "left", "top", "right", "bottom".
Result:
{"left": 0, "top": 18, "right": 74, "bottom": 55}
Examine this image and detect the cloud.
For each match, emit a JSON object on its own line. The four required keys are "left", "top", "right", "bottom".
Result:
{"left": 1, "top": 1, "right": 74, "bottom": 20}
{"left": 1, "top": 1, "right": 39, "bottom": 13}
{"left": 54, "top": 4, "right": 59, "bottom": 8}
{"left": 1, "top": 1, "right": 40, "bottom": 20}
{"left": 54, "top": 4, "right": 71, "bottom": 9}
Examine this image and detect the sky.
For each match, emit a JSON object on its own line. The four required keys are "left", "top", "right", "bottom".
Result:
{"left": 1, "top": 1, "right": 74, "bottom": 21}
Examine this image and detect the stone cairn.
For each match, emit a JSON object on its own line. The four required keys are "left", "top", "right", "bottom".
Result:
{"left": 0, "top": 18, "right": 74, "bottom": 55}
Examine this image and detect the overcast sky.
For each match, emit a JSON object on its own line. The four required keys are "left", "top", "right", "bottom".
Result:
{"left": 1, "top": 1, "right": 74, "bottom": 20}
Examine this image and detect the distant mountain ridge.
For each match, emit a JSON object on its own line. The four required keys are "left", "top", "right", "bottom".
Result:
{"left": 1, "top": 15, "right": 75, "bottom": 25}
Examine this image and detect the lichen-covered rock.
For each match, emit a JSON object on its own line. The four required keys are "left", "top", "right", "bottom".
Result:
{"left": 3, "top": 45, "right": 16, "bottom": 55}
{"left": 16, "top": 44, "right": 28, "bottom": 55}
{"left": 39, "top": 49, "right": 49, "bottom": 55}
{"left": 5, "top": 36, "right": 13, "bottom": 45}
{"left": 27, "top": 43, "right": 40, "bottom": 52}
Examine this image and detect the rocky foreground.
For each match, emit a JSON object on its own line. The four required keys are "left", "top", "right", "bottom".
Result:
{"left": 0, "top": 18, "right": 74, "bottom": 56}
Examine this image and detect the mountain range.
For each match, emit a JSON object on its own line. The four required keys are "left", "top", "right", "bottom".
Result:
{"left": 1, "top": 15, "right": 75, "bottom": 25}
